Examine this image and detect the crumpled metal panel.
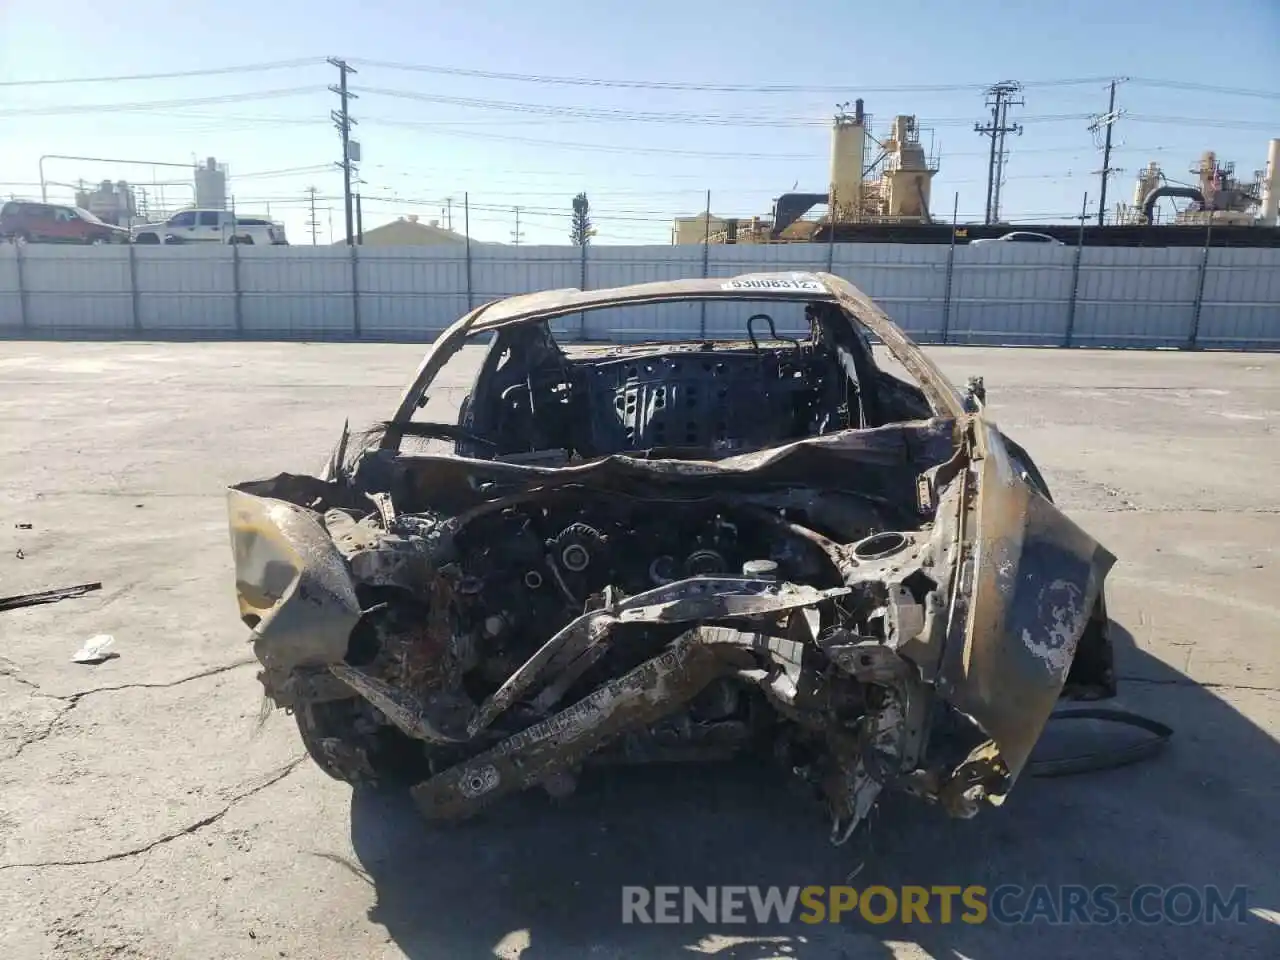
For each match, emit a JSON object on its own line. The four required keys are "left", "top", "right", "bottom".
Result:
{"left": 227, "top": 489, "right": 361, "bottom": 702}
{"left": 938, "top": 422, "right": 1116, "bottom": 791}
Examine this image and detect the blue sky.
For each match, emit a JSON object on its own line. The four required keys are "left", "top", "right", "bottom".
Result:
{"left": 2, "top": 0, "right": 1277, "bottom": 244}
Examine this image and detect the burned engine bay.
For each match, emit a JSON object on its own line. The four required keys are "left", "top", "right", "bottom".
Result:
{"left": 230, "top": 284, "right": 1117, "bottom": 844}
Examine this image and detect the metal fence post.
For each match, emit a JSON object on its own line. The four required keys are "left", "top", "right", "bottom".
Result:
{"left": 1188, "top": 216, "right": 1213, "bottom": 350}
{"left": 349, "top": 243, "right": 362, "bottom": 339}
{"left": 939, "top": 193, "right": 958, "bottom": 344}
{"left": 464, "top": 192, "right": 474, "bottom": 311}
{"left": 699, "top": 189, "right": 710, "bottom": 339}
{"left": 825, "top": 190, "right": 837, "bottom": 273}
{"left": 578, "top": 241, "right": 588, "bottom": 341}
{"left": 126, "top": 241, "right": 142, "bottom": 334}
{"left": 14, "top": 242, "right": 29, "bottom": 333}
{"left": 1064, "top": 191, "right": 1088, "bottom": 347}
{"left": 230, "top": 241, "right": 244, "bottom": 335}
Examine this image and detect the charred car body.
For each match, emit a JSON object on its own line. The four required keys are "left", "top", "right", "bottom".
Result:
{"left": 228, "top": 272, "right": 1116, "bottom": 843}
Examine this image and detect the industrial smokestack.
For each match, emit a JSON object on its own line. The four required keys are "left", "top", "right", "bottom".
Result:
{"left": 830, "top": 104, "right": 866, "bottom": 223}
{"left": 1261, "top": 138, "right": 1280, "bottom": 226}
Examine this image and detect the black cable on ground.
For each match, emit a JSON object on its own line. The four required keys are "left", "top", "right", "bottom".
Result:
{"left": 1028, "top": 708, "right": 1173, "bottom": 778}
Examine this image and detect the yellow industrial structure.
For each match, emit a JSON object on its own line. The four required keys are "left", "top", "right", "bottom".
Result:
{"left": 674, "top": 99, "right": 939, "bottom": 244}
{"left": 1115, "top": 139, "right": 1280, "bottom": 227}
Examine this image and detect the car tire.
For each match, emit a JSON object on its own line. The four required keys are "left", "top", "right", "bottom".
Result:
{"left": 293, "top": 698, "right": 434, "bottom": 788}
{"left": 231, "top": 235, "right": 254, "bottom": 245}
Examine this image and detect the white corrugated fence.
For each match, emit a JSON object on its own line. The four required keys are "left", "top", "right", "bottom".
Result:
{"left": 1, "top": 242, "right": 1277, "bottom": 349}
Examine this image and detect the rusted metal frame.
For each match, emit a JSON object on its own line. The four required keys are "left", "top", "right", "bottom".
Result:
{"left": 412, "top": 625, "right": 739, "bottom": 821}
{"left": 330, "top": 663, "right": 471, "bottom": 744}
{"left": 387, "top": 276, "right": 964, "bottom": 453}
{"left": 823, "top": 276, "right": 966, "bottom": 419}
{"left": 467, "top": 577, "right": 846, "bottom": 737}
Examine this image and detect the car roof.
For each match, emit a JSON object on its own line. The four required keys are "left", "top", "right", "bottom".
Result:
{"left": 469, "top": 271, "right": 838, "bottom": 331}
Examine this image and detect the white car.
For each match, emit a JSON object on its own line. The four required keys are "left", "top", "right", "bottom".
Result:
{"left": 131, "top": 209, "right": 288, "bottom": 246}
{"left": 970, "top": 231, "right": 1065, "bottom": 247}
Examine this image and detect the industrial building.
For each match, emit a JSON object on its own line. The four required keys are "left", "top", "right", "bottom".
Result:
{"left": 73, "top": 180, "right": 138, "bottom": 226}
{"left": 673, "top": 99, "right": 939, "bottom": 244}
{"left": 673, "top": 102, "right": 1280, "bottom": 247}
{"left": 1114, "top": 140, "right": 1280, "bottom": 227}
{"left": 194, "top": 157, "right": 228, "bottom": 210}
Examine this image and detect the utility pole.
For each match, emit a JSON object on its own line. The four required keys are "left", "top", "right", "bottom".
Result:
{"left": 305, "top": 186, "right": 319, "bottom": 245}
{"left": 511, "top": 206, "right": 523, "bottom": 245}
{"left": 974, "top": 81, "right": 1023, "bottom": 225}
{"left": 1088, "top": 78, "right": 1127, "bottom": 226}
{"left": 444, "top": 196, "right": 453, "bottom": 231}
{"left": 328, "top": 57, "right": 358, "bottom": 246}
{"left": 355, "top": 192, "right": 364, "bottom": 244}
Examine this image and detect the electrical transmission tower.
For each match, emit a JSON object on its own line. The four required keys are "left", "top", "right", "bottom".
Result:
{"left": 974, "top": 81, "right": 1024, "bottom": 225}
{"left": 305, "top": 186, "right": 320, "bottom": 245}
{"left": 328, "top": 57, "right": 359, "bottom": 246}
{"left": 1088, "top": 78, "right": 1127, "bottom": 226}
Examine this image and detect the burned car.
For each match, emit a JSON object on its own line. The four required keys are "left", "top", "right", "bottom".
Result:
{"left": 228, "top": 271, "right": 1116, "bottom": 843}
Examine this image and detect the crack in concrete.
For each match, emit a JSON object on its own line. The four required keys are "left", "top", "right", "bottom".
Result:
{"left": 47, "top": 658, "right": 259, "bottom": 703}
{"left": 0, "top": 756, "right": 304, "bottom": 871}
{"left": 9, "top": 658, "right": 256, "bottom": 704}
{"left": 4, "top": 710, "right": 69, "bottom": 764}
{"left": 1, "top": 659, "right": 257, "bottom": 764}
{"left": 0, "top": 669, "right": 43, "bottom": 693}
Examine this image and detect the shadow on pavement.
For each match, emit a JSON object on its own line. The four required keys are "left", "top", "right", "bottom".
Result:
{"left": 349, "top": 620, "right": 1280, "bottom": 959}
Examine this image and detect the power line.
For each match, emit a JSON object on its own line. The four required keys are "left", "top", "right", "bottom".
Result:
{"left": 347, "top": 59, "right": 1115, "bottom": 94}
{"left": 1127, "top": 78, "right": 1280, "bottom": 101}
{"left": 975, "top": 82, "right": 1024, "bottom": 225}
{"left": 0, "top": 87, "right": 326, "bottom": 117}
{"left": 354, "top": 86, "right": 1094, "bottom": 127}
{"left": 4, "top": 57, "right": 1275, "bottom": 104}
{"left": 0, "top": 58, "right": 324, "bottom": 87}
{"left": 232, "top": 164, "right": 336, "bottom": 180}
{"left": 1126, "top": 114, "right": 1280, "bottom": 130}
{"left": 374, "top": 125, "right": 815, "bottom": 160}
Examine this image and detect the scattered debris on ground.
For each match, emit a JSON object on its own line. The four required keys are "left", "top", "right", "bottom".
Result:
{"left": 71, "top": 634, "right": 118, "bottom": 665}
{"left": 0, "top": 581, "right": 103, "bottom": 612}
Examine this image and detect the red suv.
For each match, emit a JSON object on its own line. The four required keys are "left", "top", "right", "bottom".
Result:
{"left": 1, "top": 201, "right": 130, "bottom": 244}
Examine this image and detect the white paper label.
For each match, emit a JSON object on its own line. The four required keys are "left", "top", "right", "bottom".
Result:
{"left": 720, "top": 277, "right": 825, "bottom": 292}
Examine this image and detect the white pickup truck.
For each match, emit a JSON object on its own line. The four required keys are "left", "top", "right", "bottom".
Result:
{"left": 131, "top": 209, "right": 288, "bottom": 246}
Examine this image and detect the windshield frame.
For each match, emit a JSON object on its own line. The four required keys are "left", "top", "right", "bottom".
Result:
{"left": 381, "top": 272, "right": 965, "bottom": 451}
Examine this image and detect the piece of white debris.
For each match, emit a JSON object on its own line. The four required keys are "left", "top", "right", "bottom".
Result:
{"left": 72, "top": 634, "right": 118, "bottom": 664}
